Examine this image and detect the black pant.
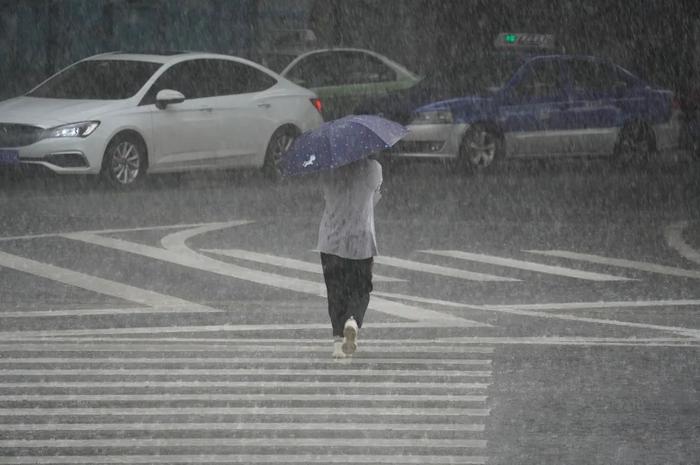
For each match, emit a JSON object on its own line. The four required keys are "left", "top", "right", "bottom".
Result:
{"left": 320, "top": 253, "right": 373, "bottom": 337}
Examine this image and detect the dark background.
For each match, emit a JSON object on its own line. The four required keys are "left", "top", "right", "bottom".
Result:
{"left": 1, "top": 0, "right": 699, "bottom": 101}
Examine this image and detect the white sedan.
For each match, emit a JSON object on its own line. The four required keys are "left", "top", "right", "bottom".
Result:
{"left": 0, "top": 51, "right": 323, "bottom": 187}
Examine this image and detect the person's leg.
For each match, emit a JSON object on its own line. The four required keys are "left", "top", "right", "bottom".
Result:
{"left": 341, "top": 257, "right": 373, "bottom": 355}
{"left": 344, "top": 257, "right": 373, "bottom": 328}
{"left": 320, "top": 253, "right": 347, "bottom": 339}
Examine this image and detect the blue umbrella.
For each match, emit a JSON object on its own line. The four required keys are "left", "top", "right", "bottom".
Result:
{"left": 280, "top": 114, "right": 409, "bottom": 176}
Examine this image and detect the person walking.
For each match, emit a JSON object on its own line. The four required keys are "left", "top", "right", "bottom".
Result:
{"left": 318, "top": 156, "right": 382, "bottom": 359}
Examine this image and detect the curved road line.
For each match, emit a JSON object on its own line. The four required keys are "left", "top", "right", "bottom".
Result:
{"left": 666, "top": 221, "right": 700, "bottom": 266}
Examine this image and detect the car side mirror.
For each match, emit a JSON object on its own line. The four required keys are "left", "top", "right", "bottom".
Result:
{"left": 156, "top": 89, "right": 185, "bottom": 109}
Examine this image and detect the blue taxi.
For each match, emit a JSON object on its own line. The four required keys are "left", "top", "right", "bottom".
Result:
{"left": 389, "top": 33, "right": 681, "bottom": 169}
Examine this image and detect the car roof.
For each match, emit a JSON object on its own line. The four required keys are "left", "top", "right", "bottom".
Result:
{"left": 83, "top": 51, "right": 272, "bottom": 70}
{"left": 281, "top": 47, "right": 418, "bottom": 79}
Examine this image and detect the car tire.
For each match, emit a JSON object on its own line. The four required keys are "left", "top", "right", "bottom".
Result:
{"left": 101, "top": 133, "right": 147, "bottom": 188}
{"left": 458, "top": 123, "right": 503, "bottom": 172}
{"left": 263, "top": 126, "right": 298, "bottom": 181}
{"left": 613, "top": 121, "right": 655, "bottom": 167}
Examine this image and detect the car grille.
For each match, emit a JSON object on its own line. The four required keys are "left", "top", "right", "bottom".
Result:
{"left": 0, "top": 124, "right": 44, "bottom": 147}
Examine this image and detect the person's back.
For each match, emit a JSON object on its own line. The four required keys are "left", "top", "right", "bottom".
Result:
{"left": 317, "top": 158, "right": 382, "bottom": 260}
{"left": 317, "top": 157, "right": 382, "bottom": 358}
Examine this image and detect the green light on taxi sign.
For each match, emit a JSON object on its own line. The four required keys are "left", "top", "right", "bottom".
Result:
{"left": 504, "top": 34, "right": 518, "bottom": 43}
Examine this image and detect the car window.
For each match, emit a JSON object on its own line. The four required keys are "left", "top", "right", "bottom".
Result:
{"left": 286, "top": 53, "right": 339, "bottom": 88}
{"left": 141, "top": 59, "right": 211, "bottom": 104}
{"left": 510, "top": 59, "right": 567, "bottom": 101}
{"left": 28, "top": 60, "right": 162, "bottom": 100}
{"left": 569, "top": 60, "right": 621, "bottom": 94}
{"left": 214, "top": 60, "right": 277, "bottom": 95}
{"left": 334, "top": 52, "right": 397, "bottom": 85}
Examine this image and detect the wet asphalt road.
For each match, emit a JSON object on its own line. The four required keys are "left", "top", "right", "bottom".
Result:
{"left": 0, "top": 155, "right": 699, "bottom": 464}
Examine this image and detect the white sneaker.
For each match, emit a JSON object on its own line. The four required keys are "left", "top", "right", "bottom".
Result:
{"left": 342, "top": 317, "right": 358, "bottom": 355}
{"left": 332, "top": 338, "right": 347, "bottom": 359}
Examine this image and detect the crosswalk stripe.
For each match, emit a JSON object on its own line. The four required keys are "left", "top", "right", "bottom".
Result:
{"left": 525, "top": 249, "right": 700, "bottom": 279}
{"left": 0, "top": 438, "right": 487, "bottom": 448}
{"left": 202, "top": 248, "right": 405, "bottom": 282}
{"left": 0, "top": 407, "right": 491, "bottom": 416}
{"left": 374, "top": 256, "right": 519, "bottom": 282}
{"left": 484, "top": 299, "right": 700, "bottom": 311}
{"left": 422, "top": 250, "right": 634, "bottom": 281}
{"left": 0, "top": 357, "right": 492, "bottom": 366}
{"left": 0, "top": 455, "right": 489, "bottom": 464}
{"left": 0, "top": 343, "right": 494, "bottom": 353}
{"left": 0, "top": 381, "right": 490, "bottom": 389}
{"left": 0, "top": 422, "right": 486, "bottom": 432}
{"left": 0, "top": 394, "right": 488, "bottom": 402}
{"left": 0, "top": 368, "right": 492, "bottom": 377}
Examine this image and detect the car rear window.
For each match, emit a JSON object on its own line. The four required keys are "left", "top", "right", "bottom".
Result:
{"left": 28, "top": 60, "right": 163, "bottom": 100}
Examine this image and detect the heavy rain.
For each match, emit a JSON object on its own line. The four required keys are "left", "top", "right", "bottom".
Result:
{"left": 0, "top": 1, "right": 699, "bottom": 464}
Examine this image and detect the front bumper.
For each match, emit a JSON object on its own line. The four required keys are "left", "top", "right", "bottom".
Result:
{"left": 388, "top": 123, "right": 469, "bottom": 159}
{"left": 1, "top": 136, "right": 105, "bottom": 175}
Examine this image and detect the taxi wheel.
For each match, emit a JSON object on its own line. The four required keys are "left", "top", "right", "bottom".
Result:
{"left": 613, "top": 122, "right": 654, "bottom": 167}
{"left": 101, "top": 133, "right": 147, "bottom": 189}
{"left": 263, "top": 126, "right": 298, "bottom": 181}
{"left": 459, "top": 124, "right": 503, "bottom": 172}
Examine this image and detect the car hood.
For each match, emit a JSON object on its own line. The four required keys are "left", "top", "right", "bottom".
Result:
{"left": 0, "top": 96, "right": 131, "bottom": 128}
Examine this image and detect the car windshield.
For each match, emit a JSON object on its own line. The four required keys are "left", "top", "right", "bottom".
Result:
{"left": 420, "top": 53, "right": 527, "bottom": 98}
{"left": 27, "top": 59, "right": 163, "bottom": 100}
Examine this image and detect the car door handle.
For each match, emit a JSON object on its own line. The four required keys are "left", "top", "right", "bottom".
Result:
{"left": 199, "top": 107, "right": 213, "bottom": 113}
{"left": 258, "top": 103, "right": 271, "bottom": 109}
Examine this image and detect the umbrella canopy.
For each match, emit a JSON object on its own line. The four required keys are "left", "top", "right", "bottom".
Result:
{"left": 280, "top": 114, "right": 408, "bottom": 176}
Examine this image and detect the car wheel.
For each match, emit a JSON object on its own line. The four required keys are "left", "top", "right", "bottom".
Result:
{"left": 459, "top": 124, "right": 503, "bottom": 172}
{"left": 613, "top": 122, "right": 654, "bottom": 167}
{"left": 101, "top": 133, "right": 147, "bottom": 188}
{"left": 263, "top": 126, "right": 298, "bottom": 181}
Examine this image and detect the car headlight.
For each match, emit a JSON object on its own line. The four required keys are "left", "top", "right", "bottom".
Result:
{"left": 42, "top": 121, "right": 100, "bottom": 139}
{"left": 411, "top": 110, "right": 453, "bottom": 125}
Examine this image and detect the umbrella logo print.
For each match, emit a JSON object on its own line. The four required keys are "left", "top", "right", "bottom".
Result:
{"left": 303, "top": 154, "right": 316, "bottom": 167}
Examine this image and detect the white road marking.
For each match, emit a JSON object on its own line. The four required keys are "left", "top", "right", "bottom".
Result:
{"left": 666, "top": 221, "right": 700, "bottom": 266}
{"left": 0, "top": 381, "right": 490, "bottom": 390}
{"left": 0, "top": 407, "right": 491, "bottom": 417}
{"left": 0, "top": 321, "right": 486, "bottom": 340}
{"left": 465, "top": 303, "right": 700, "bottom": 339}
{"left": 525, "top": 249, "right": 700, "bottom": 279}
{"left": 0, "top": 250, "right": 217, "bottom": 314}
{"left": 437, "top": 336, "right": 699, "bottom": 346}
{"left": 0, "top": 306, "right": 221, "bottom": 318}
{"left": 485, "top": 299, "right": 700, "bottom": 311}
{"left": 0, "top": 342, "right": 495, "bottom": 353}
{"left": 203, "top": 248, "right": 405, "bottom": 282}
{"left": 422, "top": 250, "right": 633, "bottom": 281}
{"left": 0, "top": 422, "right": 486, "bottom": 432}
{"left": 0, "top": 393, "right": 488, "bottom": 402}
{"left": 0, "top": 438, "right": 487, "bottom": 449}
{"left": 0, "top": 357, "right": 491, "bottom": 366}
{"left": 0, "top": 221, "right": 251, "bottom": 242}
{"left": 373, "top": 291, "right": 476, "bottom": 307}
{"left": 0, "top": 368, "right": 491, "bottom": 377}
{"left": 374, "top": 255, "right": 519, "bottom": 282}
{"left": 61, "top": 223, "right": 475, "bottom": 324}
{"left": 0, "top": 455, "right": 488, "bottom": 464}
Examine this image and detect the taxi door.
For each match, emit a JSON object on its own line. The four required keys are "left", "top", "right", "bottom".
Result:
{"left": 498, "top": 58, "right": 572, "bottom": 157}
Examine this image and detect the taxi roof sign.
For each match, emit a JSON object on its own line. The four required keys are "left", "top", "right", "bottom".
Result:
{"left": 494, "top": 33, "right": 556, "bottom": 50}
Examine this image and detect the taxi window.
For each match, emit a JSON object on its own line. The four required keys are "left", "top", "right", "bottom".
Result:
{"left": 511, "top": 59, "right": 567, "bottom": 101}
{"left": 570, "top": 60, "right": 620, "bottom": 94}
